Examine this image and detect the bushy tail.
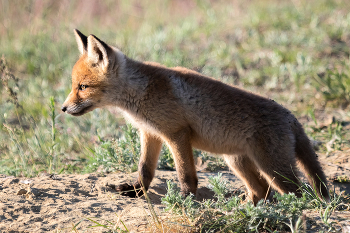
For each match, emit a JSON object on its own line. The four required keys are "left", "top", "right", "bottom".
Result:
{"left": 294, "top": 123, "right": 330, "bottom": 201}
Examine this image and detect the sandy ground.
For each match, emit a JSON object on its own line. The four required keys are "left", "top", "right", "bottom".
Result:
{"left": 0, "top": 170, "right": 241, "bottom": 232}
{"left": 0, "top": 152, "right": 349, "bottom": 233}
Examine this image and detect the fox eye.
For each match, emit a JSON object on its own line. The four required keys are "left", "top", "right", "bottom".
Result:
{"left": 79, "top": 84, "right": 88, "bottom": 91}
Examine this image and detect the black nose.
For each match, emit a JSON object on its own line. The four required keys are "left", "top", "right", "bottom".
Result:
{"left": 61, "top": 106, "right": 67, "bottom": 112}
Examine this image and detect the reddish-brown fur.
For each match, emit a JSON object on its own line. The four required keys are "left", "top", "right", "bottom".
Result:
{"left": 62, "top": 30, "right": 329, "bottom": 204}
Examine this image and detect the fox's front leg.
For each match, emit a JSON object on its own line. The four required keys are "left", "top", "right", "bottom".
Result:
{"left": 116, "top": 130, "right": 162, "bottom": 197}
{"left": 165, "top": 128, "right": 198, "bottom": 196}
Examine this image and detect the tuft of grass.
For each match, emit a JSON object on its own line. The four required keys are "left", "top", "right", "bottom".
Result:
{"left": 84, "top": 124, "right": 141, "bottom": 174}
{"left": 161, "top": 173, "right": 349, "bottom": 232}
{"left": 313, "top": 62, "right": 350, "bottom": 109}
{"left": 83, "top": 124, "right": 178, "bottom": 173}
{"left": 335, "top": 175, "right": 350, "bottom": 183}
{"left": 306, "top": 117, "right": 349, "bottom": 154}
{"left": 72, "top": 216, "right": 130, "bottom": 233}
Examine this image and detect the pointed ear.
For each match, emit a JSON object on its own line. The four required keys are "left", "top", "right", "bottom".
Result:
{"left": 74, "top": 29, "right": 88, "bottom": 54}
{"left": 87, "top": 35, "right": 110, "bottom": 69}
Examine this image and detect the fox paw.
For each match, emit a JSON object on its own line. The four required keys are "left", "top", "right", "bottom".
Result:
{"left": 112, "top": 183, "right": 144, "bottom": 198}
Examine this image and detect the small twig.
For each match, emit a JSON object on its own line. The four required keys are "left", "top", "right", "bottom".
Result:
{"left": 49, "top": 174, "right": 61, "bottom": 180}
{"left": 138, "top": 173, "right": 161, "bottom": 226}
{"left": 264, "top": 177, "right": 275, "bottom": 203}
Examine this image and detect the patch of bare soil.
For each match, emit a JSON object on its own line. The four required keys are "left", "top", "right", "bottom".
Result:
{"left": 0, "top": 154, "right": 349, "bottom": 232}
{"left": 0, "top": 170, "right": 240, "bottom": 232}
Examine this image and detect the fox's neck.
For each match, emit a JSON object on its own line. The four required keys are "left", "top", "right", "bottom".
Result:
{"left": 111, "top": 51, "right": 153, "bottom": 113}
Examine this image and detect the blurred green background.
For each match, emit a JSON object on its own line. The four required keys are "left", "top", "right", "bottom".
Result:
{"left": 1, "top": 0, "right": 350, "bottom": 177}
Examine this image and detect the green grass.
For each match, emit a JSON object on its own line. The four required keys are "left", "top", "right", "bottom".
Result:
{"left": 161, "top": 173, "right": 349, "bottom": 232}
{"left": 1, "top": 0, "right": 350, "bottom": 231}
{"left": 1, "top": 0, "right": 350, "bottom": 176}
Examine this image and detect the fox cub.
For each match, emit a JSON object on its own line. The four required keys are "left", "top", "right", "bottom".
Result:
{"left": 62, "top": 29, "right": 329, "bottom": 204}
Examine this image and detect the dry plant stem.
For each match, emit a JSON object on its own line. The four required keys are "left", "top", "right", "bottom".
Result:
{"left": 264, "top": 177, "right": 275, "bottom": 203}
{"left": 0, "top": 55, "right": 22, "bottom": 109}
{"left": 138, "top": 173, "right": 161, "bottom": 226}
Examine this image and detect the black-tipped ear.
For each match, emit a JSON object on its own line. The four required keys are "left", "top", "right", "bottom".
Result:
{"left": 74, "top": 29, "right": 88, "bottom": 54}
{"left": 87, "top": 34, "right": 110, "bottom": 70}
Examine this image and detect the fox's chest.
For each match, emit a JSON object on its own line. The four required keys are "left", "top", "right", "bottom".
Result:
{"left": 122, "top": 111, "right": 163, "bottom": 136}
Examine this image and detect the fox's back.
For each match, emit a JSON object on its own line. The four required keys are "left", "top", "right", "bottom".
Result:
{"left": 135, "top": 62, "right": 296, "bottom": 154}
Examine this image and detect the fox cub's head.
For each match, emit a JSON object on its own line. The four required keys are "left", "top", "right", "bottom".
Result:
{"left": 62, "top": 29, "right": 123, "bottom": 116}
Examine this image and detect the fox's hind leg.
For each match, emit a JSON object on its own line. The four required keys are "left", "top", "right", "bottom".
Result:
{"left": 116, "top": 130, "right": 163, "bottom": 197}
{"left": 247, "top": 135, "right": 302, "bottom": 198}
{"left": 223, "top": 154, "right": 270, "bottom": 205}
